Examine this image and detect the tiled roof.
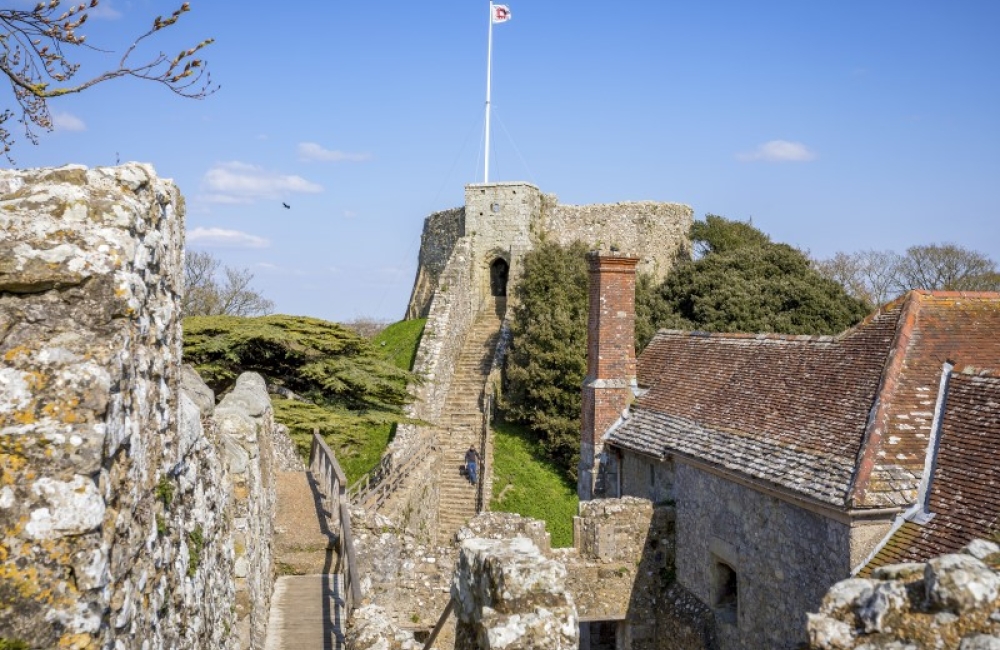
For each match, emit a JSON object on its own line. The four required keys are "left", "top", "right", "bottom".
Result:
{"left": 609, "top": 291, "right": 1000, "bottom": 509}
{"left": 860, "top": 370, "right": 1000, "bottom": 575}
{"left": 608, "top": 409, "right": 856, "bottom": 505}
{"left": 853, "top": 293, "right": 1000, "bottom": 507}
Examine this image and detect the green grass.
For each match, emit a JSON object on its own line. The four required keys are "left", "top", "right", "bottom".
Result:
{"left": 490, "top": 419, "right": 579, "bottom": 548}
{"left": 373, "top": 318, "right": 426, "bottom": 370}
{"left": 279, "top": 317, "right": 426, "bottom": 485}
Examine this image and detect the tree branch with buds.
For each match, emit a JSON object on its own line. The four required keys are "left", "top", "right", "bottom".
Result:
{"left": 0, "top": 0, "right": 216, "bottom": 160}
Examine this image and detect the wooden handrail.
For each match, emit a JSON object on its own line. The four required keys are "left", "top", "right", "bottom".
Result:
{"left": 423, "top": 598, "right": 455, "bottom": 650}
{"left": 308, "top": 429, "right": 362, "bottom": 615}
{"left": 348, "top": 430, "right": 436, "bottom": 512}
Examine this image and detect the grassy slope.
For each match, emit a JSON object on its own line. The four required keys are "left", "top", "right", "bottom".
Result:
{"left": 490, "top": 419, "right": 579, "bottom": 548}
{"left": 373, "top": 319, "right": 426, "bottom": 370}
{"left": 319, "top": 318, "right": 425, "bottom": 483}
{"left": 276, "top": 318, "right": 426, "bottom": 485}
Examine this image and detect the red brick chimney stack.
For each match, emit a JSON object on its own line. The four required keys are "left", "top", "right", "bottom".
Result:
{"left": 579, "top": 251, "right": 639, "bottom": 501}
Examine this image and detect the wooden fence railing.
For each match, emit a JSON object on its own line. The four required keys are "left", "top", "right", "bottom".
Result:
{"left": 347, "top": 430, "right": 436, "bottom": 513}
{"left": 309, "top": 430, "right": 363, "bottom": 615}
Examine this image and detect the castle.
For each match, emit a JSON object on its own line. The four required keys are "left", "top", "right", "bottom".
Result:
{"left": 3, "top": 167, "right": 997, "bottom": 649}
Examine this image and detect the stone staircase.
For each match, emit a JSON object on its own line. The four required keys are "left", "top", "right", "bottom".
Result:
{"left": 435, "top": 298, "right": 506, "bottom": 539}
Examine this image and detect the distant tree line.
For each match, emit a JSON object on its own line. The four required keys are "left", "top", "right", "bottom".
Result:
{"left": 814, "top": 244, "right": 1000, "bottom": 307}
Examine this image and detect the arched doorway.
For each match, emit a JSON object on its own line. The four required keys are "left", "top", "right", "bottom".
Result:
{"left": 490, "top": 258, "right": 509, "bottom": 297}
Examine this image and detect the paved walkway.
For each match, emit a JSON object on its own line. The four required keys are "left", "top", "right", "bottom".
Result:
{"left": 264, "top": 471, "right": 344, "bottom": 650}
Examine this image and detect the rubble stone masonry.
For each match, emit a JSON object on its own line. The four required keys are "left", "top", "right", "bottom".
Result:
{"left": 0, "top": 164, "right": 277, "bottom": 649}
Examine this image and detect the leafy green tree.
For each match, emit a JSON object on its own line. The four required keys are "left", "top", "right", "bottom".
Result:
{"left": 183, "top": 314, "right": 416, "bottom": 479}
{"left": 656, "top": 217, "right": 870, "bottom": 335}
{"left": 503, "top": 217, "right": 869, "bottom": 478}
{"left": 503, "top": 241, "right": 590, "bottom": 477}
{"left": 690, "top": 214, "right": 771, "bottom": 256}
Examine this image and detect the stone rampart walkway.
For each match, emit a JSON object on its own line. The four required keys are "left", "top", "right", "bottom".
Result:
{"left": 264, "top": 471, "right": 344, "bottom": 649}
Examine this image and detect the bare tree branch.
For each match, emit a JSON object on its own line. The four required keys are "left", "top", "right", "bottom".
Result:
{"left": 0, "top": 0, "right": 216, "bottom": 160}
{"left": 183, "top": 250, "right": 274, "bottom": 318}
{"left": 816, "top": 244, "right": 999, "bottom": 307}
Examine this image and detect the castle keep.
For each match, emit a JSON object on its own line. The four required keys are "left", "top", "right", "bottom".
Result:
{"left": 380, "top": 182, "right": 692, "bottom": 547}
{"left": 406, "top": 182, "right": 692, "bottom": 319}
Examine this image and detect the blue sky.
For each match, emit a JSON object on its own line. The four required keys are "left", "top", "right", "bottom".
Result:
{"left": 8, "top": 1, "right": 1000, "bottom": 322}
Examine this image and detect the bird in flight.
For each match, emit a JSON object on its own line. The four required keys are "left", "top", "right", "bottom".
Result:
{"left": 282, "top": 202, "right": 291, "bottom": 209}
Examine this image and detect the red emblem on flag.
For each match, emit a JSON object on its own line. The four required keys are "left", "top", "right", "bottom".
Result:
{"left": 493, "top": 5, "right": 511, "bottom": 23}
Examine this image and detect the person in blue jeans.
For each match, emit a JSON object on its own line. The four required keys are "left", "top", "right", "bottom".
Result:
{"left": 464, "top": 447, "right": 481, "bottom": 485}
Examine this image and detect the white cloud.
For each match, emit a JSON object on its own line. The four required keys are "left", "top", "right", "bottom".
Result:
{"left": 52, "top": 111, "right": 86, "bottom": 132}
{"left": 343, "top": 210, "right": 358, "bottom": 219}
{"left": 187, "top": 227, "right": 270, "bottom": 249}
{"left": 297, "top": 142, "right": 373, "bottom": 163}
{"left": 736, "top": 140, "right": 817, "bottom": 163}
{"left": 201, "top": 161, "right": 322, "bottom": 204}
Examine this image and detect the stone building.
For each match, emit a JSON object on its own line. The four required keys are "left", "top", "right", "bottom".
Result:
{"left": 579, "top": 252, "right": 1000, "bottom": 649}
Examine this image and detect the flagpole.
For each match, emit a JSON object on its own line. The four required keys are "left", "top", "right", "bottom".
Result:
{"left": 484, "top": 1, "right": 493, "bottom": 184}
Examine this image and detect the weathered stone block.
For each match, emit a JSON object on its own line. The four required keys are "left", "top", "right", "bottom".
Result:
{"left": 452, "top": 537, "right": 578, "bottom": 649}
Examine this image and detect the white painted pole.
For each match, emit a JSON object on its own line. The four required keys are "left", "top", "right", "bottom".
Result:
{"left": 484, "top": 1, "right": 494, "bottom": 184}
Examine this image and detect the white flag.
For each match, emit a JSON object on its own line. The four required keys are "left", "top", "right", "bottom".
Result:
{"left": 492, "top": 4, "right": 511, "bottom": 23}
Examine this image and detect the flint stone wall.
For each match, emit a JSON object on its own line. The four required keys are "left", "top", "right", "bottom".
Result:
{"left": 383, "top": 238, "right": 480, "bottom": 539}
{"left": 0, "top": 164, "right": 276, "bottom": 649}
{"left": 453, "top": 537, "right": 578, "bottom": 649}
{"left": 405, "top": 207, "right": 465, "bottom": 320}
{"left": 674, "top": 462, "right": 852, "bottom": 650}
{"left": 405, "top": 185, "right": 693, "bottom": 320}
{"left": 213, "top": 372, "right": 279, "bottom": 649}
{"left": 808, "top": 539, "right": 1000, "bottom": 649}
{"left": 540, "top": 196, "right": 692, "bottom": 281}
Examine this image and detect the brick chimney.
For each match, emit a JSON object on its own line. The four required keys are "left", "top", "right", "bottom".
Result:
{"left": 579, "top": 251, "right": 639, "bottom": 501}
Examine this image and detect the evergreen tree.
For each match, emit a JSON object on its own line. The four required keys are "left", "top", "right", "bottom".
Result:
{"left": 183, "top": 314, "right": 416, "bottom": 474}
{"left": 656, "top": 216, "right": 870, "bottom": 336}
{"left": 503, "top": 241, "right": 590, "bottom": 476}
{"left": 503, "top": 216, "right": 869, "bottom": 478}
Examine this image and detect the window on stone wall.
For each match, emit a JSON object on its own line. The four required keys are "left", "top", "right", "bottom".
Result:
{"left": 490, "top": 258, "right": 509, "bottom": 297}
{"left": 713, "top": 561, "right": 738, "bottom": 625}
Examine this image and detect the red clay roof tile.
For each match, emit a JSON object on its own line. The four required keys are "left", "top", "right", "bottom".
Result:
{"left": 615, "top": 291, "right": 1000, "bottom": 509}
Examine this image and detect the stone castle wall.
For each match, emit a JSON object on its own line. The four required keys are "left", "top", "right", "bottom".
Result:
{"left": 542, "top": 196, "right": 693, "bottom": 281}
{"left": 390, "top": 183, "right": 692, "bottom": 539}
{"left": 380, "top": 238, "right": 481, "bottom": 537}
{"left": 674, "top": 463, "right": 853, "bottom": 650}
{"left": 0, "top": 164, "right": 277, "bottom": 649}
{"left": 808, "top": 539, "right": 1000, "bottom": 649}
{"left": 404, "top": 184, "right": 692, "bottom": 319}
{"left": 405, "top": 207, "right": 464, "bottom": 320}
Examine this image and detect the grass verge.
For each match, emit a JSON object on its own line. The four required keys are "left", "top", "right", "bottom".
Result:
{"left": 373, "top": 318, "right": 426, "bottom": 370}
{"left": 275, "top": 317, "right": 426, "bottom": 485}
{"left": 490, "top": 419, "right": 578, "bottom": 547}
